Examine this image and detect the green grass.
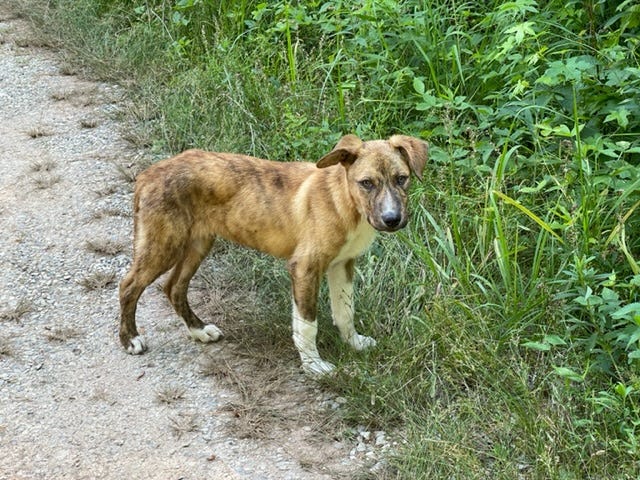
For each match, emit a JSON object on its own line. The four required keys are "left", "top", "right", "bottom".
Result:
{"left": 16, "top": 0, "right": 640, "bottom": 477}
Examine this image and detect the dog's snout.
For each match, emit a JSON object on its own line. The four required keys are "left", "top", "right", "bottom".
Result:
{"left": 374, "top": 189, "right": 406, "bottom": 231}
{"left": 381, "top": 210, "right": 402, "bottom": 229}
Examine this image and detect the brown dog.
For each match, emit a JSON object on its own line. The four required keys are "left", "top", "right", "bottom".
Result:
{"left": 119, "top": 134, "right": 427, "bottom": 375}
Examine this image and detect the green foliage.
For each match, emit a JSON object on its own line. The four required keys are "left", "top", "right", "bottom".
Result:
{"left": 24, "top": 0, "right": 640, "bottom": 476}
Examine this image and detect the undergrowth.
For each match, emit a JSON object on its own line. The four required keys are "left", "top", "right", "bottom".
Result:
{"left": 18, "top": 0, "right": 640, "bottom": 477}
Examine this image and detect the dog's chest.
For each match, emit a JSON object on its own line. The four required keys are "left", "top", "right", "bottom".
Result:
{"left": 331, "top": 220, "right": 376, "bottom": 265}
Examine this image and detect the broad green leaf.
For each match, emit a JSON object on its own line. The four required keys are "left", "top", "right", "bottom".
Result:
{"left": 604, "top": 108, "right": 630, "bottom": 128}
{"left": 553, "top": 367, "right": 584, "bottom": 382}
{"left": 505, "top": 21, "right": 536, "bottom": 44}
{"left": 544, "top": 335, "right": 567, "bottom": 346}
{"left": 522, "top": 341, "right": 551, "bottom": 351}
{"left": 611, "top": 303, "right": 640, "bottom": 320}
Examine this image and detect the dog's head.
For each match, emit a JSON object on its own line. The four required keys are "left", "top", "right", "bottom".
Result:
{"left": 316, "top": 134, "right": 427, "bottom": 232}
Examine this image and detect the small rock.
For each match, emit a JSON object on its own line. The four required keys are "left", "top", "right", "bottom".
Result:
{"left": 375, "top": 431, "right": 386, "bottom": 446}
{"left": 371, "top": 460, "right": 388, "bottom": 473}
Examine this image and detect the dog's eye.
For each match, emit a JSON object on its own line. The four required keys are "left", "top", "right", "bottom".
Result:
{"left": 358, "top": 179, "right": 375, "bottom": 191}
{"left": 396, "top": 175, "right": 409, "bottom": 187}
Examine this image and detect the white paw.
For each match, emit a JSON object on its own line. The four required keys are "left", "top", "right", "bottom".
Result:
{"left": 189, "top": 324, "right": 223, "bottom": 343}
{"left": 349, "top": 334, "right": 377, "bottom": 351}
{"left": 302, "top": 358, "right": 336, "bottom": 377}
{"left": 127, "top": 336, "right": 147, "bottom": 355}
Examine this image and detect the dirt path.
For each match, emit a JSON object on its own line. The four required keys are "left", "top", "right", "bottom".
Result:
{"left": 0, "top": 11, "right": 367, "bottom": 480}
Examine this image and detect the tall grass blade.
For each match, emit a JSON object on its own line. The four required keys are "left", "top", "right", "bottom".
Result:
{"left": 492, "top": 190, "right": 564, "bottom": 243}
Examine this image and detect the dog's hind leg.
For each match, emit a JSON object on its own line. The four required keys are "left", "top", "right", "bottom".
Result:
{"left": 326, "top": 259, "right": 377, "bottom": 351}
{"left": 120, "top": 206, "right": 190, "bottom": 354}
{"left": 119, "top": 250, "right": 175, "bottom": 355}
{"left": 164, "top": 235, "right": 223, "bottom": 344}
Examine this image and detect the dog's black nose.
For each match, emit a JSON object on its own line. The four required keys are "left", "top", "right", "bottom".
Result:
{"left": 381, "top": 211, "right": 402, "bottom": 229}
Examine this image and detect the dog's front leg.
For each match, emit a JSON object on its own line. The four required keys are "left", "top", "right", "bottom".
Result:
{"left": 289, "top": 259, "right": 335, "bottom": 375}
{"left": 326, "top": 260, "right": 377, "bottom": 351}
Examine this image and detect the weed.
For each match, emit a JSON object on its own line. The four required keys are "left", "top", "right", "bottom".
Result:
{"left": 0, "top": 337, "right": 14, "bottom": 357}
{"left": 92, "top": 207, "right": 130, "bottom": 219}
{"left": 32, "top": 173, "right": 61, "bottom": 189}
{"left": 90, "top": 387, "right": 117, "bottom": 405}
{"left": 93, "top": 184, "right": 118, "bottom": 197}
{"left": 27, "top": 126, "right": 53, "bottom": 138}
{"left": 50, "top": 90, "right": 72, "bottom": 101}
{"left": 112, "top": 157, "right": 151, "bottom": 184}
{"left": 112, "top": 162, "right": 137, "bottom": 184}
{"left": 85, "top": 238, "right": 127, "bottom": 256}
{"left": 29, "top": 158, "right": 56, "bottom": 172}
{"left": 44, "top": 325, "right": 82, "bottom": 343}
{"left": 168, "top": 412, "right": 199, "bottom": 439}
{"left": 0, "top": 298, "right": 33, "bottom": 322}
{"left": 58, "top": 62, "right": 77, "bottom": 76}
{"left": 78, "top": 271, "right": 116, "bottom": 291}
{"left": 156, "top": 385, "right": 186, "bottom": 405}
{"left": 80, "top": 117, "right": 98, "bottom": 128}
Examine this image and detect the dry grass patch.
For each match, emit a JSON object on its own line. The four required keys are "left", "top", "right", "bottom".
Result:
{"left": 30, "top": 159, "right": 60, "bottom": 189}
{"left": 50, "top": 89, "right": 73, "bottom": 101}
{"left": 200, "top": 354, "right": 303, "bottom": 440}
{"left": 78, "top": 270, "right": 116, "bottom": 290}
{"left": 14, "top": 29, "right": 53, "bottom": 48}
{"left": 44, "top": 325, "right": 82, "bottom": 343}
{"left": 119, "top": 102, "right": 157, "bottom": 149}
{"left": 93, "top": 184, "right": 119, "bottom": 197}
{"left": 32, "top": 173, "right": 62, "bottom": 189}
{"left": 58, "top": 61, "right": 77, "bottom": 76}
{"left": 0, "top": 337, "right": 15, "bottom": 357}
{"left": 85, "top": 238, "right": 127, "bottom": 256}
{"left": 112, "top": 156, "right": 152, "bottom": 184}
{"left": 156, "top": 385, "right": 186, "bottom": 405}
{"left": 27, "top": 126, "right": 53, "bottom": 138}
{"left": 92, "top": 207, "right": 131, "bottom": 219}
{"left": 29, "top": 158, "right": 56, "bottom": 172}
{"left": 90, "top": 387, "right": 118, "bottom": 406}
{"left": 80, "top": 117, "right": 99, "bottom": 128}
{"left": 0, "top": 298, "right": 33, "bottom": 322}
{"left": 169, "top": 412, "right": 200, "bottom": 439}
{"left": 50, "top": 86, "right": 100, "bottom": 106}
{"left": 121, "top": 128, "right": 154, "bottom": 149}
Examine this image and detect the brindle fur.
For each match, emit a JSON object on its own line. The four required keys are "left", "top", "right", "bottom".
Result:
{"left": 119, "top": 134, "right": 427, "bottom": 375}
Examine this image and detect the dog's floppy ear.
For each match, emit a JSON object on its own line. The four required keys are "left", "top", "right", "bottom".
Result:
{"left": 316, "top": 134, "right": 363, "bottom": 168}
{"left": 389, "top": 135, "right": 428, "bottom": 181}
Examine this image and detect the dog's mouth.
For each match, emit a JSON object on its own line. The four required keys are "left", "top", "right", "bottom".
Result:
{"left": 368, "top": 215, "right": 408, "bottom": 233}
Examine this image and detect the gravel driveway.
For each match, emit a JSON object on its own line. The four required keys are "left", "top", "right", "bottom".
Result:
{"left": 0, "top": 10, "right": 372, "bottom": 480}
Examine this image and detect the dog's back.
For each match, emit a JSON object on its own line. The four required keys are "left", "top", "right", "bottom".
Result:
{"left": 134, "top": 149, "right": 355, "bottom": 259}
